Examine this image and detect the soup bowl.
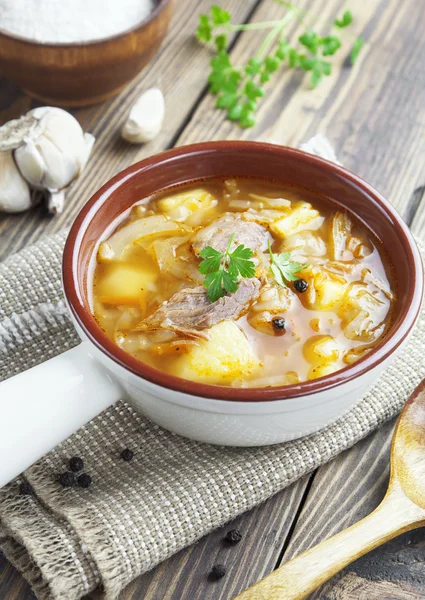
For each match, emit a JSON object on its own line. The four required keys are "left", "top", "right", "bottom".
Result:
{"left": 0, "top": 141, "right": 423, "bottom": 487}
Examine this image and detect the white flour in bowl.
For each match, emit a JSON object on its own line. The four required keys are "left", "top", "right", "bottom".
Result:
{"left": 0, "top": 0, "right": 155, "bottom": 43}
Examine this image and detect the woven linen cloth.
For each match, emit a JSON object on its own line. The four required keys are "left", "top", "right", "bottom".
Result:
{"left": 1, "top": 138, "right": 424, "bottom": 600}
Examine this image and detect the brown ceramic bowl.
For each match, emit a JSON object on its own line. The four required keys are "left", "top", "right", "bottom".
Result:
{"left": 0, "top": 0, "right": 172, "bottom": 106}
{"left": 61, "top": 141, "right": 423, "bottom": 446}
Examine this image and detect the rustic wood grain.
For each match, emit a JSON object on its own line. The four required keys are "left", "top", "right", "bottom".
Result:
{"left": 284, "top": 421, "right": 395, "bottom": 562}
{"left": 0, "top": 554, "right": 35, "bottom": 600}
{"left": 178, "top": 0, "right": 425, "bottom": 223}
{"left": 277, "top": 420, "right": 425, "bottom": 600}
{"left": 236, "top": 383, "right": 425, "bottom": 600}
{"left": 315, "top": 572, "right": 420, "bottom": 600}
{"left": 117, "top": 478, "right": 309, "bottom": 600}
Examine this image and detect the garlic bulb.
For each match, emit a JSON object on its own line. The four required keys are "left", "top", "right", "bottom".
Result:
{"left": 14, "top": 107, "right": 95, "bottom": 192}
{"left": 0, "top": 150, "right": 33, "bottom": 213}
{"left": 121, "top": 88, "right": 165, "bottom": 144}
{"left": 0, "top": 106, "right": 95, "bottom": 214}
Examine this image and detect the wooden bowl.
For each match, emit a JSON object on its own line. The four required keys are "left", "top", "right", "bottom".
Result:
{"left": 0, "top": 0, "right": 172, "bottom": 107}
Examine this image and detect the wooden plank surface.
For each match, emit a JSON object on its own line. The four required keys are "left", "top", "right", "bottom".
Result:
{"left": 2, "top": 0, "right": 425, "bottom": 598}
{"left": 282, "top": 420, "right": 425, "bottom": 600}
{"left": 118, "top": 478, "right": 310, "bottom": 600}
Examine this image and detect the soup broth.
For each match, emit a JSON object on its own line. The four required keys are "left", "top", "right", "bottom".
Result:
{"left": 92, "top": 178, "right": 396, "bottom": 388}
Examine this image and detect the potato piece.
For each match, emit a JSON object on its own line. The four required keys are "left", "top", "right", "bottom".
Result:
{"left": 97, "top": 264, "right": 157, "bottom": 306}
{"left": 301, "top": 265, "right": 347, "bottom": 310}
{"left": 176, "top": 321, "right": 261, "bottom": 384}
{"left": 270, "top": 202, "right": 324, "bottom": 239}
{"left": 156, "top": 188, "right": 217, "bottom": 222}
{"left": 303, "top": 335, "right": 340, "bottom": 365}
{"left": 99, "top": 215, "right": 185, "bottom": 261}
{"left": 308, "top": 362, "right": 340, "bottom": 380}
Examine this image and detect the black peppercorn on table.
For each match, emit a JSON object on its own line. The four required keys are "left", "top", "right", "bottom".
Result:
{"left": 2, "top": 0, "right": 425, "bottom": 597}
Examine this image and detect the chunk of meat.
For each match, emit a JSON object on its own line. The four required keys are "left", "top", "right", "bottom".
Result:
{"left": 191, "top": 213, "right": 269, "bottom": 255}
{"left": 135, "top": 278, "right": 261, "bottom": 338}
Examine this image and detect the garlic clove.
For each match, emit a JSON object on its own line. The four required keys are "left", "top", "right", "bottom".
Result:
{"left": 121, "top": 88, "right": 165, "bottom": 144}
{"left": 46, "top": 190, "right": 65, "bottom": 214}
{"left": 0, "top": 150, "right": 33, "bottom": 213}
{"left": 36, "top": 135, "right": 79, "bottom": 190}
{"left": 14, "top": 138, "right": 46, "bottom": 189}
{"left": 39, "top": 108, "right": 86, "bottom": 165}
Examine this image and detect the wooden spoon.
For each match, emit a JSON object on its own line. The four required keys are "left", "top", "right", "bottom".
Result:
{"left": 234, "top": 380, "right": 425, "bottom": 600}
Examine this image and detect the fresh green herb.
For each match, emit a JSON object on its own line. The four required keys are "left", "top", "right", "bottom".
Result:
{"left": 350, "top": 37, "right": 364, "bottom": 64}
{"left": 199, "top": 234, "right": 256, "bottom": 302}
{"left": 334, "top": 10, "right": 353, "bottom": 28}
{"left": 268, "top": 241, "right": 307, "bottom": 287}
{"left": 196, "top": 2, "right": 363, "bottom": 127}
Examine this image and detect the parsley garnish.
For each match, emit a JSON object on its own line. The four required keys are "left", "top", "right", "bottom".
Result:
{"left": 350, "top": 37, "right": 364, "bottom": 65}
{"left": 268, "top": 241, "right": 307, "bottom": 286}
{"left": 334, "top": 10, "right": 353, "bottom": 28}
{"left": 199, "top": 234, "right": 256, "bottom": 302}
{"left": 196, "top": 3, "right": 363, "bottom": 128}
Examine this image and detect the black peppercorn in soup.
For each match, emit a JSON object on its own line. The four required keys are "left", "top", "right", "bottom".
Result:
{"left": 92, "top": 178, "right": 396, "bottom": 388}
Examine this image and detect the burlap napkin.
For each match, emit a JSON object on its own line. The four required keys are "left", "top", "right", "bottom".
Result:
{"left": 1, "top": 140, "right": 424, "bottom": 600}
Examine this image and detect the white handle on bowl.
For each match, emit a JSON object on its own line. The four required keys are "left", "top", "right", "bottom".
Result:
{"left": 0, "top": 342, "right": 123, "bottom": 488}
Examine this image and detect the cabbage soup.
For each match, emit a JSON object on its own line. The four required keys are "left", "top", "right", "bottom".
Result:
{"left": 92, "top": 178, "right": 396, "bottom": 388}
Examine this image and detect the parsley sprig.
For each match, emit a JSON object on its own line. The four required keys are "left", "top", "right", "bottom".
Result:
{"left": 268, "top": 241, "right": 307, "bottom": 286}
{"left": 196, "top": 3, "right": 363, "bottom": 128}
{"left": 199, "top": 234, "right": 256, "bottom": 302}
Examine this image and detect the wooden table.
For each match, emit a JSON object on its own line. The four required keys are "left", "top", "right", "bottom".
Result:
{"left": 1, "top": 0, "right": 425, "bottom": 597}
